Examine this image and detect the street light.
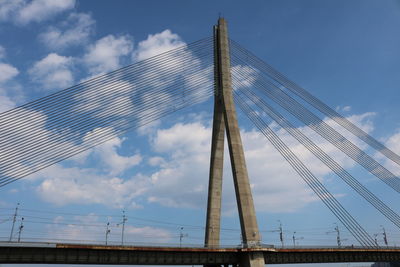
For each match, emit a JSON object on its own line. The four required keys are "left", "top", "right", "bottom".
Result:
{"left": 179, "top": 227, "right": 188, "bottom": 247}
{"left": 9, "top": 203, "right": 19, "bottom": 242}
{"left": 17, "top": 217, "right": 24, "bottom": 242}
{"left": 278, "top": 220, "right": 284, "bottom": 248}
{"left": 380, "top": 225, "right": 388, "bottom": 247}
{"left": 373, "top": 233, "right": 379, "bottom": 247}
{"left": 117, "top": 210, "right": 127, "bottom": 245}
{"left": 292, "top": 231, "right": 304, "bottom": 247}
{"left": 326, "top": 223, "right": 347, "bottom": 248}
{"left": 105, "top": 222, "right": 111, "bottom": 245}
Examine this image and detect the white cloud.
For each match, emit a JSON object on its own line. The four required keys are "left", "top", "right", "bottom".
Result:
{"left": 145, "top": 122, "right": 316, "bottom": 212}
{"left": 0, "top": 0, "right": 75, "bottom": 25}
{"left": 144, "top": 111, "right": 377, "bottom": 213}
{"left": 385, "top": 132, "right": 400, "bottom": 157}
{"left": 85, "top": 133, "right": 142, "bottom": 175}
{"left": 0, "top": 62, "right": 19, "bottom": 83}
{"left": 292, "top": 112, "right": 377, "bottom": 173}
{"left": 28, "top": 53, "right": 74, "bottom": 90}
{"left": 0, "top": 0, "right": 25, "bottom": 22}
{"left": 0, "top": 56, "right": 19, "bottom": 112}
{"left": 39, "top": 12, "right": 95, "bottom": 50}
{"left": 72, "top": 78, "right": 136, "bottom": 118}
{"left": 344, "top": 112, "right": 375, "bottom": 133}
{"left": 335, "top": 105, "right": 351, "bottom": 112}
{"left": 378, "top": 131, "right": 400, "bottom": 177}
{"left": 0, "top": 103, "right": 146, "bottom": 207}
{"left": 148, "top": 156, "right": 165, "bottom": 167}
{"left": 27, "top": 128, "right": 145, "bottom": 207}
{"left": 133, "top": 29, "right": 185, "bottom": 62}
{"left": 132, "top": 29, "right": 188, "bottom": 89}
{"left": 123, "top": 225, "right": 171, "bottom": 244}
{"left": 0, "top": 108, "right": 80, "bottom": 183}
{"left": 5, "top": 104, "right": 376, "bottom": 214}
{"left": 35, "top": 165, "right": 148, "bottom": 208}
{"left": 153, "top": 122, "right": 210, "bottom": 155}
{"left": 145, "top": 123, "right": 214, "bottom": 209}
{"left": 84, "top": 34, "right": 133, "bottom": 75}
{"left": 231, "top": 64, "right": 258, "bottom": 89}
{"left": 0, "top": 93, "right": 15, "bottom": 112}
{"left": 77, "top": 29, "right": 209, "bottom": 138}
{"left": 41, "top": 214, "right": 171, "bottom": 244}
{"left": 130, "top": 29, "right": 212, "bottom": 132}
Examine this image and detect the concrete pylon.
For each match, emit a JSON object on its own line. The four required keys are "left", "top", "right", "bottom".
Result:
{"left": 204, "top": 25, "right": 225, "bottom": 248}
{"left": 204, "top": 18, "right": 265, "bottom": 267}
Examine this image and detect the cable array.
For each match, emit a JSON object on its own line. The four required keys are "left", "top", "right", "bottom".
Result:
{"left": 0, "top": 37, "right": 214, "bottom": 187}
{"left": 1, "top": 33, "right": 398, "bottom": 248}
{"left": 230, "top": 49, "right": 400, "bottom": 195}
{"left": 234, "top": 84, "right": 400, "bottom": 230}
{"left": 230, "top": 39, "right": 400, "bottom": 167}
{"left": 228, "top": 39, "right": 400, "bottom": 246}
{"left": 232, "top": 85, "right": 376, "bottom": 247}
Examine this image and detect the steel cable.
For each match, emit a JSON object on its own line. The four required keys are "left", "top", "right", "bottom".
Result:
{"left": 0, "top": 37, "right": 214, "bottom": 187}
{"left": 230, "top": 56, "right": 400, "bottom": 194}
{"left": 229, "top": 39, "right": 400, "bottom": 167}
{"left": 0, "top": 37, "right": 212, "bottom": 120}
{"left": 233, "top": 76, "right": 400, "bottom": 230}
{"left": 0, "top": 58, "right": 214, "bottom": 160}
{"left": 233, "top": 87, "right": 375, "bottom": 247}
{"left": 0, "top": 85, "right": 213, "bottom": 187}
{"left": 0, "top": 41, "right": 213, "bottom": 137}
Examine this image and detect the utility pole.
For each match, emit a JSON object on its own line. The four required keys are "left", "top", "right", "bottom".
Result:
{"left": 381, "top": 225, "right": 388, "bottom": 247}
{"left": 335, "top": 225, "right": 341, "bottom": 248}
{"left": 117, "top": 210, "right": 127, "bottom": 245}
{"left": 9, "top": 203, "right": 19, "bottom": 242}
{"left": 374, "top": 234, "right": 379, "bottom": 247}
{"left": 292, "top": 231, "right": 303, "bottom": 247}
{"left": 292, "top": 232, "right": 296, "bottom": 247}
{"left": 105, "top": 222, "right": 111, "bottom": 245}
{"left": 17, "top": 217, "right": 24, "bottom": 242}
{"left": 326, "top": 224, "right": 342, "bottom": 248}
{"left": 179, "top": 227, "right": 188, "bottom": 247}
{"left": 278, "top": 220, "right": 284, "bottom": 248}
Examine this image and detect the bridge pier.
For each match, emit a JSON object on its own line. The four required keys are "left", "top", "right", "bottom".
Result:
{"left": 240, "top": 252, "right": 265, "bottom": 267}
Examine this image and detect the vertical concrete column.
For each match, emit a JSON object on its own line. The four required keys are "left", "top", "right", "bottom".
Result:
{"left": 217, "top": 18, "right": 262, "bottom": 249}
{"left": 216, "top": 18, "right": 264, "bottom": 267}
{"left": 205, "top": 18, "right": 265, "bottom": 267}
{"left": 205, "top": 26, "right": 225, "bottom": 248}
{"left": 216, "top": 18, "right": 265, "bottom": 267}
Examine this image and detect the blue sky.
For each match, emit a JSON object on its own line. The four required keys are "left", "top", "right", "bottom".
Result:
{"left": 1, "top": 0, "right": 400, "bottom": 266}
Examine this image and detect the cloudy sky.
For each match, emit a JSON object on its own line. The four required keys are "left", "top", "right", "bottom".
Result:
{"left": 1, "top": 0, "right": 400, "bottom": 266}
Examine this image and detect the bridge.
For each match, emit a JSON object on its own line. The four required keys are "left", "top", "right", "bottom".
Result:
{"left": 2, "top": 242, "right": 400, "bottom": 265}
{"left": 1, "top": 18, "right": 400, "bottom": 266}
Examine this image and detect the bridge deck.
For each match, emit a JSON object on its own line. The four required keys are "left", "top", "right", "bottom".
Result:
{"left": 1, "top": 242, "right": 400, "bottom": 265}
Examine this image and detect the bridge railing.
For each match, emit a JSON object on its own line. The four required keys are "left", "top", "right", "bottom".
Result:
{"left": 1, "top": 240, "right": 400, "bottom": 251}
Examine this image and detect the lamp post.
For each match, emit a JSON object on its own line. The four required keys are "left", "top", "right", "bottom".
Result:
{"left": 105, "top": 222, "right": 111, "bottom": 245}
{"left": 117, "top": 211, "right": 127, "bottom": 245}
{"left": 278, "top": 220, "right": 284, "bottom": 248}
{"left": 180, "top": 227, "right": 188, "bottom": 247}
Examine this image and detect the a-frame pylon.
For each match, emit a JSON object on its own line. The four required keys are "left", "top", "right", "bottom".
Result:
{"left": 204, "top": 18, "right": 265, "bottom": 267}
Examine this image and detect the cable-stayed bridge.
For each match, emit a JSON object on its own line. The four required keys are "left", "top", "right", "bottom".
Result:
{"left": 1, "top": 18, "right": 400, "bottom": 266}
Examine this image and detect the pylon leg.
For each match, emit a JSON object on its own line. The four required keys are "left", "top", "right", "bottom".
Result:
{"left": 204, "top": 95, "right": 225, "bottom": 248}
{"left": 216, "top": 18, "right": 262, "bottom": 248}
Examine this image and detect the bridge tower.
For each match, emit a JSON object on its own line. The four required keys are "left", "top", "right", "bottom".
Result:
{"left": 205, "top": 18, "right": 265, "bottom": 267}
